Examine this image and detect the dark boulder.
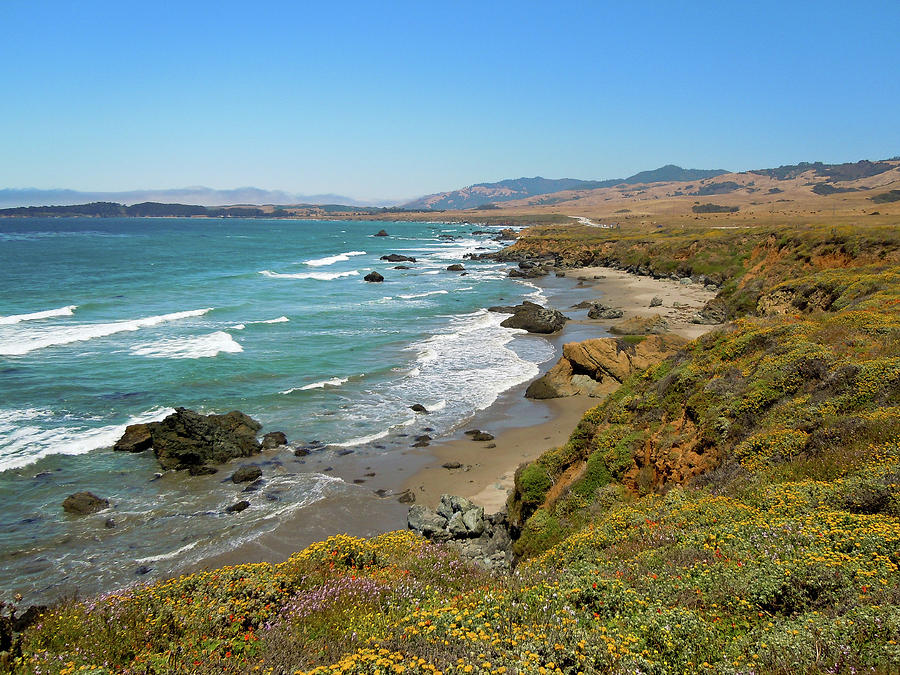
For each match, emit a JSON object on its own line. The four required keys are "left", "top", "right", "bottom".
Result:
{"left": 225, "top": 500, "right": 250, "bottom": 513}
{"left": 587, "top": 303, "right": 624, "bottom": 319}
{"left": 62, "top": 492, "right": 109, "bottom": 515}
{"left": 380, "top": 254, "right": 416, "bottom": 262}
{"left": 364, "top": 271, "right": 384, "bottom": 282}
{"left": 139, "top": 408, "right": 262, "bottom": 471}
{"left": 231, "top": 465, "right": 262, "bottom": 484}
{"left": 374, "top": 229, "right": 389, "bottom": 237}
{"left": 113, "top": 423, "right": 152, "bottom": 453}
{"left": 499, "top": 301, "right": 567, "bottom": 334}
{"left": 447, "top": 264, "right": 465, "bottom": 271}
{"left": 188, "top": 465, "right": 218, "bottom": 476}
{"left": 394, "top": 265, "right": 412, "bottom": 269}
{"left": 410, "top": 403, "right": 429, "bottom": 413}
{"left": 471, "top": 431, "right": 494, "bottom": 442}
{"left": 261, "top": 431, "right": 287, "bottom": 450}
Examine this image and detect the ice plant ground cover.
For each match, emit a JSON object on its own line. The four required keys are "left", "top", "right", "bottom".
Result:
{"left": 5, "top": 222, "right": 900, "bottom": 673}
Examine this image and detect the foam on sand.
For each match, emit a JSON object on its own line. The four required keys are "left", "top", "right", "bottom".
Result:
{"left": 130, "top": 331, "right": 243, "bottom": 359}
{"left": 0, "top": 308, "right": 213, "bottom": 356}
{"left": 259, "top": 270, "right": 359, "bottom": 280}
{"left": 0, "top": 305, "right": 77, "bottom": 325}
{"left": 303, "top": 251, "right": 366, "bottom": 267}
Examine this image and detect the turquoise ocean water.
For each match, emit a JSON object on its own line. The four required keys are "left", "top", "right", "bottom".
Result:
{"left": 0, "top": 218, "right": 556, "bottom": 600}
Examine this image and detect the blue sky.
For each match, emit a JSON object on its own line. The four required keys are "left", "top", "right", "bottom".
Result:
{"left": 2, "top": 0, "right": 899, "bottom": 201}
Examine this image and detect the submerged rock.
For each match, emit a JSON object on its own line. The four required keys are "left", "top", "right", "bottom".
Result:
{"left": 231, "top": 465, "right": 262, "bottom": 484}
{"left": 225, "top": 500, "right": 250, "bottom": 513}
{"left": 62, "top": 492, "right": 109, "bottom": 515}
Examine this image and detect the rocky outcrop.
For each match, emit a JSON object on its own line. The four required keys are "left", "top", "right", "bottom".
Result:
{"left": 380, "top": 254, "right": 416, "bottom": 262}
{"left": 62, "top": 492, "right": 109, "bottom": 515}
{"left": 374, "top": 229, "right": 389, "bottom": 237}
{"left": 587, "top": 303, "right": 624, "bottom": 319}
{"left": 508, "top": 266, "right": 549, "bottom": 279}
{"left": 364, "top": 271, "right": 384, "bottom": 282}
{"left": 114, "top": 424, "right": 153, "bottom": 453}
{"left": 496, "top": 301, "right": 567, "bottom": 334}
{"left": 692, "top": 299, "right": 728, "bottom": 324}
{"left": 447, "top": 264, "right": 465, "bottom": 271}
{"left": 609, "top": 314, "right": 669, "bottom": 335}
{"left": 408, "top": 495, "right": 512, "bottom": 569}
{"left": 117, "top": 408, "right": 263, "bottom": 471}
{"left": 526, "top": 335, "right": 688, "bottom": 399}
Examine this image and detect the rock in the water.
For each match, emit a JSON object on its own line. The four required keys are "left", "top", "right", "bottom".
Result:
{"left": 293, "top": 447, "right": 310, "bottom": 457}
{"left": 188, "top": 465, "right": 218, "bottom": 476}
{"left": 410, "top": 403, "right": 429, "bottom": 413}
{"left": 374, "top": 229, "right": 389, "bottom": 237}
{"left": 415, "top": 434, "right": 432, "bottom": 442}
{"left": 446, "top": 264, "right": 465, "bottom": 271}
{"left": 650, "top": 296, "right": 663, "bottom": 307}
{"left": 62, "top": 492, "right": 109, "bottom": 515}
{"left": 609, "top": 314, "right": 669, "bottom": 335}
{"left": 380, "top": 254, "right": 416, "bottom": 262}
{"left": 364, "top": 271, "right": 384, "bottom": 282}
{"left": 499, "top": 301, "right": 567, "bottom": 334}
{"left": 113, "top": 423, "right": 153, "bottom": 453}
{"left": 140, "top": 408, "right": 262, "bottom": 471}
{"left": 261, "top": 431, "right": 287, "bottom": 450}
{"left": 225, "top": 500, "right": 250, "bottom": 513}
{"left": 231, "top": 465, "right": 262, "bottom": 484}
{"left": 471, "top": 431, "right": 494, "bottom": 442}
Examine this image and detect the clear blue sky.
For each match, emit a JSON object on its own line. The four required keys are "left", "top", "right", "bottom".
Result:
{"left": 2, "top": 0, "right": 899, "bottom": 201}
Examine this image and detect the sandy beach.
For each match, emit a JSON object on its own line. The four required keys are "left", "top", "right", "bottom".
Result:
{"left": 403, "top": 266, "right": 718, "bottom": 512}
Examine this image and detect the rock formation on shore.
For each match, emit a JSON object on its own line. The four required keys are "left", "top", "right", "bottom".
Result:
{"left": 114, "top": 408, "right": 266, "bottom": 471}
{"left": 608, "top": 314, "right": 670, "bottom": 335}
{"left": 526, "top": 335, "right": 688, "bottom": 399}
{"left": 408, "top": 494, "right": 512, "bottom": 569}
{"left": 490, "top": 301, "right": 567, "bottom": 334}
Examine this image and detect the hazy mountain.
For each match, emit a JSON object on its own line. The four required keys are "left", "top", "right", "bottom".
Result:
{"left": 0, "top": 187, "right": 398, "bottom": 209}
{"left": 403, "top": 165, "right": 729, "bottom": 210}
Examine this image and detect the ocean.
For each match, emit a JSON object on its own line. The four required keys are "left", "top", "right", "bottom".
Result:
{"left": 0, "top": 217, "right": 557, "bottom": 601}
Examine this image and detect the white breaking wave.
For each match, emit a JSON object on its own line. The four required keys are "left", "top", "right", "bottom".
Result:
{"left": 0, "top": 305, "right": 77, "bottom": 325}
{"left": 0, "top": 308, "right": 213, "bottom": 356}
{"left": 249, "top": 316, "right": 289, "bottom": 324}
{"left": 134, "top": 542, "right": 198, "bottom": 565}
{"left": 341, "top": 416, "right": 417, "bottom": 447}
{"left": 0, "top": 406, "right": 174, "bottom": 473}
{"left": 281, "top": 376, "right": 349, "bottom": 394}
{"left": 398, "top": 290, "right": 449, "bottom": 300}
{"left": 130, "top": 331, "right": 243, "bottom": 359}
{"left": 259, "top": 270, "right": 359, "bottom": 281}
{"left": 303, "top": 251, "right": 366, "bottom": 267}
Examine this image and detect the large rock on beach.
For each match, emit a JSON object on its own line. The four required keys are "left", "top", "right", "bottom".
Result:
{"left": 497, "top": 301, "right": 567, "bottom": 334}
{"left": 609, "top": 314, "right": 669, "bottom": 335}
{"left": 62, "top": 491, "right": 109, "bottom": 515}
{"left": 231, "top": 465, "right": 262, "bottom": 484}
{"left": 526, "top": 335, "right": 688, "bottom": 399}
{"left": 140, "top": 408, "right": 263, "bottom": 471}
{"left": 586, "top": 303, "right": 624, "bottom": 319}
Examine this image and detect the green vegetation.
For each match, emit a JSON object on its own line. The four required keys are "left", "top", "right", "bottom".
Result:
{"left": 692, "top": 203, "right": 740, "bottom": 213}
{"left": 4, "top": 222, "right": 900, "bottom": 674}
{"left": 872, "top": 190, "right": 900, "bottom": 204}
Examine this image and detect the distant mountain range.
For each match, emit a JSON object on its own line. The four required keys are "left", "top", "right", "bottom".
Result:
{"left": 402, "top": 165, "right": 729, "bottom": 210}
{"left": 0, "top": 187, "right": 395, "bottom": 209}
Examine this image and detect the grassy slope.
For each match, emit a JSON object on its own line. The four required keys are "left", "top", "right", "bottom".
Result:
{"left": 6, "top": 223, "right": 900, "bottom": 674}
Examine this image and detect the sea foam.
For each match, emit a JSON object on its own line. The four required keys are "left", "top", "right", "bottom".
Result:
{"left": 0, "top": 308, "right": 213, "bottom": 356}
{"left": 303, "top": 251, "right": 366, "bottom": 267}
{"left": 0, "top": 305, "right": 77, "bottom": 325}
{"left": 130, "top": 331, "right": 243, "bottom": 359}
{"left": 0, "top": 406, "right": 174, "bottom": 473}
{"left": 259, "top": 270, "right": 359, "bottom": 280}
